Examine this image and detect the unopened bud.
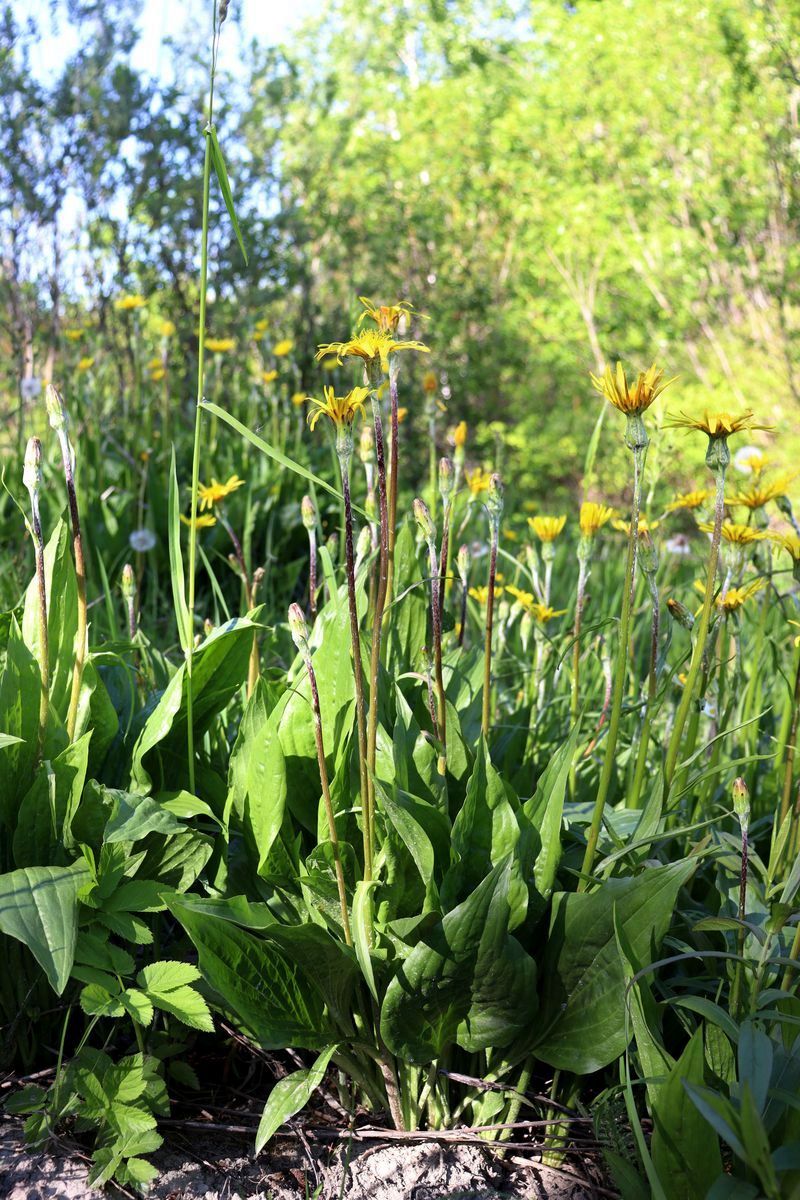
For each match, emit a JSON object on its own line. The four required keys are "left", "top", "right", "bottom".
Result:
{"left": 45, "top": 384, "right": 67, "bottom": 433}
{"left": 218, "top": 0, "right": 229, "bottom": 23}
{"left": 288, "top": 602, "right": 309, "bottom": 653}
{"left": 457, "top": 543, "right": 470, "bottom": 583}
{"left": 359, "top": 423, "right": 374, "bottom": 463}
{"left": 439, "top": 457, "right": 454, "bottom": 504}
{"left": 23, "top": 436, "right": 42, "bottom": 493}
{"left": 413, "top": 498, "right": 436, "bottom": 544}
{"left": 301, "top": 494, "right": 315, "bottom": 531}
{"left": 356, "top": 524, "right": 371, "bottom": 561}
{"left": 732, "top": 776, "right": 750, "bottom": 830}
{"left": 121, "top": 563, "right": 136, "bottom": 601}
{"left": 252, "top": 566, "right": 265, "bottom": 596}
{"left": 639, "top": 530, "right": 659, "bottom": 576}
{"left": 203, "top": 618, "right": 214, "bottom": 637}
{"left": 365, "top": 488, "right": 377, "bottom": 523}
{"left": 326, "top": 532, "right": 339, "bottom": 563}
{"left": 667, "top": 598, "right": 694, "bottom": 631}
{"left": 486, "top": 473, "right": 504, "bottom": 524}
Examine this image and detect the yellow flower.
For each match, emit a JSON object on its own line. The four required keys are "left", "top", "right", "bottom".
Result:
{"left": 529, "top": 515, "right": 567, "bottom": 543}
{"left": 115, "top": 294, "right": 147, "bottom": 311}
{"left": 772, "top": 532, "right": 800, "bottom": 561}
{"left": 665, "top": 489, "right": 711, "bottom": 513}
{"left": 291, "top": 392, "right": 306, "bottom": 407}
{"left": 254, "top": 318, "right": 269, "bottom": 334}
{"left": 65, "top": 328, "right": 83, "bottom": 341}
{"left": 320, "top": 355, "right": 339, "bottom": 371}
{"left": 273, "top": 339, "right": 293, "bottom": 357}
{"left": 579, "top": 502, "right": 615, "bottom": 537}
{"left": 590, "top": 362, "right": 675, "bottom": 416}
{"left": 317, "top": 328, "right": 429, "bottom": 374}
{"left": 180, "top": 513, "right": 217, "bottom": 529}
{"left": 160, "top": 319, "right": 176, "bottom": 337}
{"left": 466, "top": 466, "right": 492, "bottom": 497}
{"left": 77, "top": 356, "right": 95, "bottom": 371}
{"left": 198, "top": 474, "right": 246, "bottom": 510}
{"left": 734, "top": 447, "right": 770, "bottom": 475}
{"left": 666, "top": 410, "right": 771, "bottom": 439}
{"left": 147, "top": 356, "right": 163, "bottom": 370}
{"left": 469, "top": 585, "right": 503, "bottom": 604}
{"left": 261, "top": 369, "right": 279, "bottom": 384}
{"left": 507, "top": 586, "right": 566, "bottom": 622}
{"left": 205, "top": 337, "right": 236, "bottom": 353}
{"left": 357, "top": 296, "right": 416, "bottom": 334}
{"left": 452, "top": 420, "right": 468, "bottom": 449}
{"left": 698, "top": 521, "right": 765, "bottom": 545}
{"left": 727, "top": 472, "right": 796, "bottom": 510}
{"left": 423, "top": 371, "right": 438, "bottom": 393}
{"left": 397, "top": 407, "right": 408, "bottom": 424}
{"left": 613, "top": 516, "right": 660, "bottom": 535}
{"left": 716, "top": 579, "right": 764, "bottom": 612}
{"left": 150, "top": 368, "right": 166, "bottom": 382}
{"left": 504, "top": 528, "right": 519, "bottom": 541}
{"left": 307, "top": 385, "right": 370, "bottom": 431}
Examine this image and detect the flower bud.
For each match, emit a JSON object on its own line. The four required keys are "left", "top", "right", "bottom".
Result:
{"left": 366, "top": 488, "right": 377, "bottom": 523}
{"left": 457, "top": 543, "right": 470, "bottom": 583}
{"left": 288, "top": 602, "right": 309, "bottom": 653}
{"left": 23, "top": 436, "right": 42, "bottom": 494}
{"left": 45, "top": 383, "right": 68, "bottom": 433}
{"left": 218, "top": 0, "right": 229, "bottom": 23}
{"left": 413, "top": 498, "right": 436, "bottom": 544}
{"left": 301, "top": 494, "right": 316, "bottom": 531}
{"left": 121, "top": 562, "right": 136, "bottom": 602}
{"left": 356, "top": 524, "right": 371, "bottom": 561}
{"left": 732, "top": 776, "right": 750, "bottom": 831}
{"left": 639, "top": 530, "right": 659, "bottom": 577}
{"left": 439, "top": 457, "right": 454, "bottom": 504}
{"left": 667, "top": 598, "right": 695, "bottom": 630}
{"left": 359, "top": 423, "right": 374, "bottom": 464}
{"left": 486, "top": 473, "right": 504, "bottom": 524}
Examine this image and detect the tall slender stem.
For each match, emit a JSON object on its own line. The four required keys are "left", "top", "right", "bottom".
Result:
{"left": 664, "top": 463, "right": 726, "bottom": 788}
{"left": 308, "top": 655, "right": 352, "bottom": 945}
{"left": 482, "top": 523, "right": 499, "bottom": 736}
{"left": 185, "top": 5, "right": 219, "bottom": 794}
{"left": 25, "top": 439, "right": 48, "bottom": 760}
{"left": 341, "top": 463, "right": 371, "bottom": 881}
{"left": 780, "top": 645, "right": 800, "bottom": 826}
{"left": 629, "top": 570, "right": 660, "bottom": 809}
{"left": 385, "top": 358, "right": 400, "bottom": 611}
{"left": 366, "top": 389, "right": 389, "bottom": 875}
{"left": 580, "top": 444, "right": 645, "bottom": 888}
{"left": 569, "top": 552, "right": 589, "bottom": 798}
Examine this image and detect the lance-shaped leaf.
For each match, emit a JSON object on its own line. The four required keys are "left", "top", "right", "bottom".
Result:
{"left": 0, "top": 860, "right": 90, "bottom": 993}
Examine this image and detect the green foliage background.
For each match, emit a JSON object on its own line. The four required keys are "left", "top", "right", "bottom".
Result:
{"left": 2, "top": 0, "right": 799, "bottom": 496}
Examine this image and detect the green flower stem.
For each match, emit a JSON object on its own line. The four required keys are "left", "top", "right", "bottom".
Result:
{"left": 629, "top": 570, "right": 660, "bottom": 810}
{"left": 481, "top": 517, "right": 500, "bottom": 736}
{"left": 55, "top": 424, "right": 87, "bottom": 743}
{"left": 780, "top": 643, "right": 800, "bottom": 826}
{"left": 425, "top": 536, "right": 447, "bottom": 770}
{"left": 385, "top": 357, "right": 400, "bottom": 611}
{"left": 569, "top": 550, "right": 590, "bottom": 798}
{"left": 365, "top": 388, "right": 389, "bottom": 877}
{"left": 664, "top": 461, "right": 726, "bottom": 789}
{"left": 185, "top": 4, "right": 219, "bottom": 795}
{"left": 339, "top": 457, "right": 372, "bottom": 883}
{"left": 579, "top": 439, "right": 645, "bottom": 889}
{"left": 25, "top": 466, "right": 49, "bottom": 761}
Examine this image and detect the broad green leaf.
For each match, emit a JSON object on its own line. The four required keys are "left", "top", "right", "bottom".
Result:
{"left": 651, "top": 1028, "right": 722, "bottom": 1199}
{"left": 0, "top": 861, "right": 90, "bottom": 993}
{"left": 380, "top": 858, "right": 537, "bottom": 1064}
{"left": 246, "top": 725, "right": 287, "bottom": 872}
{"left": 13, "top": 732, "right": 92, "bottom": 865}
{"left": 104, "top": 790, "right": 185, "bottom": 843}
{"left": 442, "top": 736, "right": 518, "bottom": 908}
{"left": 170, "top": 899, "right": 329, "bottom": 1049}
{"left": 534, "top": 859, "right": 695, "bottom": 1072}
{"left": 524, "top": 721, "right": 581, "bottom": 899}
{"left": 0, "top": 619, "right": 41, "bottom": 829}
{"left": 352, "top": 879, "right": 379, "bottom": 1001}
{"left": 255, "top": 1044, "right": 338, "bottom": 1153}
{"left": 22, "top": 519, "right": 77, "bottom": 725}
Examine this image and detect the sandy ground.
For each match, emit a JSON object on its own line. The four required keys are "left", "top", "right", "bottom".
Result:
{"left": 0, "top": 1120, "right": 604, "bottom": 1199}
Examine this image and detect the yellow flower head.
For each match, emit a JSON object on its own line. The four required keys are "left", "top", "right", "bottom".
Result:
{"left": 469, "top": 585, "right": 503, "bottom": 604}
{"left": 261, "top": 369, "right": 279, "bottom": 384}
{"left": 273, "top": 338, "right": 293, "bottom": 357}
{"left": 254, "top": 318, "right": 269, "bottom": 334}
{"left": 734, "top": 447, "right": 770, "bottom": 476}
{"left": 466, "top": 466, "right": 492, "bottom": 497}
{"left": 197, "top": 474, "right": 245, "bottom": 511}
{"left": 147, "top": 356, "right": 163, "bottom": 370}
{"left": 665, "top": 489, "right": 711, "bottom": 513}
{"left": 590, "top": 362, "right": 675, "bottom": 416}
{"left": 150, "top": 367, "right": 166, "bottom": 382}
{"left": 613, "top": 516, "right": 660, "bottom": 536}
{"left": 508, "top": 586, "right": 566, "bottom": 623}
{"left": 423, "top": 370, "right": 438, "bottom": 393}
{"left": 667, "top": 410, "right": 771, "bottom": 439}
{"left": 772, "top": 532, "right": 800, "bottom": 561}
{"left": 317, "top": 328, "right": 429, "bottom": 374}
{"left": 65, "top": 328, "right": 83, "bottom": 341}
{"left": 579, "top": 502, "right": 616, "bottom": 537}
{"left": 180, "top": 513, "right": 217, "bottom": 529}
{"left": 115, "top": 294, "right": 147, "bottom": 311}
{"left": 307, "top": 385, "right": 370, "bottom": 431}
{"left": 716, "top": 578, "right": 764, "bottom": 613}
{"left": 727, "top": 472, "right": 796, "bottom": 511}
{"left": 77, "top": 356, "right": 95, "bottom": 371}
{"left": 290, "top": 391, "right": 306, "bottom": 408}
{"left": 452, "top": 420, "right": 468, "bottom": 449}
{"left": 357, "top": 296, "right": 416, "bottom": 334}
{"left": 397, "top": 406, "right": 408, "bottom": 424}
{"left": 160, "top": 319, "right": 176, "bottom": 337}
{"left": 205, "top": 337, "right": 236, "bottom": 353}
{"left": 529, "top": 515, "right": 567, "bottom": 543}
{"left": 698, "top": 521, "right": 765, "bottom": 546}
